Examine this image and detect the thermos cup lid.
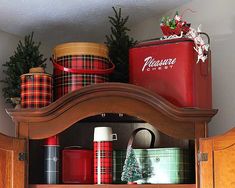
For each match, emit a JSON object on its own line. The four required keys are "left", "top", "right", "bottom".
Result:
{"left": 94, "top": 127, "right": 117, "bottom": 142}
{"left": 44, "top": 135, "right": 59, "bottom": 146}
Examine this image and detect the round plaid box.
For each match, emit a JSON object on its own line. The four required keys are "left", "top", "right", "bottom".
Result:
{"left": 52, "top": 42, "right": 114, "bottom": 100}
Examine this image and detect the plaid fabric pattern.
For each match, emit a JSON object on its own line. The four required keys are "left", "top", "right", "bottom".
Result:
{"left": 113, "top": 148, "right": 193, "bottom": 184}
{"left": 53, "top": 55, "right": 110, "bottom": 100}
{"left": 94, "top": 141, "right": 113, "bottom": 184}
{"left": 21, "top": 74, "right": 52, "bottom": 108}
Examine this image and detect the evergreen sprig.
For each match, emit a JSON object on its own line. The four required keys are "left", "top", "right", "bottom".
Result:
{"left": 106, "top": 7, "right": 137, "bottom": 83}
{"left": 0, "top": 32, "right": 47, "bottom": 103}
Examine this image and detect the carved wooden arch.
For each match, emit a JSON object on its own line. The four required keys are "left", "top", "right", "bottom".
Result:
{"left": 7, "top": 83, "right": 217, "bottom": 140}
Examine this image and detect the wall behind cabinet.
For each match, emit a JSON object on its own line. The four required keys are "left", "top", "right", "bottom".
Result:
{"left": 0, "top": 30, "right": 22, "bottom": 136}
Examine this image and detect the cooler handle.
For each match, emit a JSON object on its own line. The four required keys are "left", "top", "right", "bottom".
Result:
{"left": 51, "top": 58, "right": 115, "bottom": 75}
{"left": 127, "top": 128, "right": 155, "bottom": 148}
{"left": 198, "top": 32, "right": 211, "bottom": 76}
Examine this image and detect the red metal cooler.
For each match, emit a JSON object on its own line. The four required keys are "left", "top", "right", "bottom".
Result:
{"left": 129, "top": 37, "right": 212, "bottom": 109}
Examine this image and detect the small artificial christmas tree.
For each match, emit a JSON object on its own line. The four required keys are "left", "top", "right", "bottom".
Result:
{"left": 1, "top": 32, "right": 47, "bottom": 104}
{"left": 121, "top": 145, "right": 143, "bottom": 183}
{"left": 106, "top": 7, "right": 137, "bottom": 83}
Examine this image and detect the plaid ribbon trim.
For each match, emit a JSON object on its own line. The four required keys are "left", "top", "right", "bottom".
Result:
{"left": 94, "top": 141, "right": 113, "bottom": 184}
{"left": 54, "top": 55, "right": 110, "bottom": 100}
{"left": 21, "top": 74, "right": 53, "bottom": 108}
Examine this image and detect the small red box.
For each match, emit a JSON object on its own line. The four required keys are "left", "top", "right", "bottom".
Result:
{"left": 62, "top": 148, "right": 93, "bottom": 184}
{"left": 129, "top": 38, "right": 212, "bottom": 109}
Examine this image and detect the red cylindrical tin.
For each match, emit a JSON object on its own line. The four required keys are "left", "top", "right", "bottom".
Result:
{"left": 129, "top": 37, "right": 212, "bottom": 109}
{"left": 51, "top": 42, "right": 114, "bottom": 100}
{"left": 21, "top": 68, "right": 52, "bottom": 108}
{"left": 62, "top": 147, "right": 93, "bottom": 184}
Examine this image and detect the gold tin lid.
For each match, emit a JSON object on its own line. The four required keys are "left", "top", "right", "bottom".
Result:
{"left": 20, "top": 67, "right": 52, "bottom": 78}
{"left": 52, "top": 42, "right": 109, "bottom": 59}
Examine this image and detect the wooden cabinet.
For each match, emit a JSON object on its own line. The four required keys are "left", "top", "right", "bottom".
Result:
{"left": 1, "top": 83, "right": 231, "bottom": 188}
{"left": 0, "top": 132, "right": 26, "bottom": 187}
{"left": 199, "top": 128, "right": 235, "bottom": 187}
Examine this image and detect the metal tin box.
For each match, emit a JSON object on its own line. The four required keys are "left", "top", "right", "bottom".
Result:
{"left": 62, "top": 147, "right": 93, "bottom": 184}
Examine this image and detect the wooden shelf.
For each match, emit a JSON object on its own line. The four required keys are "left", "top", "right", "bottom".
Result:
{"left": 30, "top": 184, "right": 196, "bottom": 188}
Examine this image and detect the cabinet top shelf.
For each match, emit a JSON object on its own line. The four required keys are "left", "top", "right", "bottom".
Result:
{"left": 6, "top": 83, "right": 217, "bottom": 139}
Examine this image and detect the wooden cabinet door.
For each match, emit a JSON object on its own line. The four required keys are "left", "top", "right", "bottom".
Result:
{"left": 0, "top": 132, "right": 26, "bottom": 188}
{"left": 199, "top": 128, "right": 235, "bottom": 188}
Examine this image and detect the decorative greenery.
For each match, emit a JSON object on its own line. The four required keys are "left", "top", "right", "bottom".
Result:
{"left": 160, "top": 11, "right": 191, "bottom": 37}
{"left": 106, "top": 7, "right": 137, "bottom": 83}
{"left": 121, "top": 146, "right": 143, "bottom": 183}
{"left": 0, "top": 32, "right": 47, "bottom": 103}
{"left": 161, "top": 11, "right": 179, "bottom": 29}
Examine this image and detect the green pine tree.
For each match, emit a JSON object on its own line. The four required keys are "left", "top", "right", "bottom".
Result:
{"left": 121, "top": 145, "right": 143, "bottom": 183}
{"left": 106, "top": 7, "right": 137, "bottom": 83}
{"left": 0, "top": 32, "right": 47, "bottom": 104}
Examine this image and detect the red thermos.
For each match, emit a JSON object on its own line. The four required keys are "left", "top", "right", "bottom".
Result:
{"left": 93, "top": 127, "right": 117, "bottom": 184}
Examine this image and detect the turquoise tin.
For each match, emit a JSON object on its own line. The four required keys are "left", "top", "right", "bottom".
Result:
{"left": 113, "top": 128, "right": 193, "bottom": 184}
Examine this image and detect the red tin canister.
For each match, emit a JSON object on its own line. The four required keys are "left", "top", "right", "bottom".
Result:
{"left": 20, "top": 68, "right": 53, "bottom": 108}
{"left": 62, "top": 147, "right": 93, "bottom": 184}
{"left": 129, "top": 37, "right": 212, "bottom": 109}
{"left": 52, "top": 42, "right": 115, "bottom": 100}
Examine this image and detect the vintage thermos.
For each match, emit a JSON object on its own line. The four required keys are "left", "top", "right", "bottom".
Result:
{"left": 44, "top": 135, "right": 60, "bottom": 184}
{"left": 93, "top": 127, "right": 117, "bottom": 184}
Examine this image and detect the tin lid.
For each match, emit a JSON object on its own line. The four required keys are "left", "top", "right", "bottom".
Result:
{"left": 133, "top": 37, "right": 194, "bottom": 48}
{"left": 44, "top": 135, "right": 59, "bottom": 146}
{"left": 20, "top": 67, "right": 52, "bottom": 77}
{"left": 29, "top": 67, "right": 45, "bottom": 73}
{"left": 53, "top": 42, "right": 109, "bottom": 59}
{"left": 63, "top": 146, "right": 92, "bottom": 151}
{"left": 20, "top": 72, "right": 52, "bottom": 78}
{"left": 63, "top": 146, "right": 83, "bottom": 150}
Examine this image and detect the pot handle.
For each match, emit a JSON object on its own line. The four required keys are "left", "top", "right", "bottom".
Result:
{"left": 127, "top": 128, "right": 155, "bottom": 148}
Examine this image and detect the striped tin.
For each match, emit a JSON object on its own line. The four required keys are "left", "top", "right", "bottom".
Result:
{"left": 20, "top": 71, "right": 53, "bottom": 108}
{"left": 94, "top": 141, "right": 113, "bottom": 184}
{"left": 52, "top": 42, "right": 114, "bottom": 100}
{"left": 113, "top": 148, "right": 193, "bottom": 184}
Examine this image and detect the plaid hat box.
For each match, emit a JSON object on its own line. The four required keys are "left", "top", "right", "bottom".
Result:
{"left": 51, "top": 42, "right": 115, "bottom": 100}
{"left": 20, "top": 67, "right": 53, "bottom": 108}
